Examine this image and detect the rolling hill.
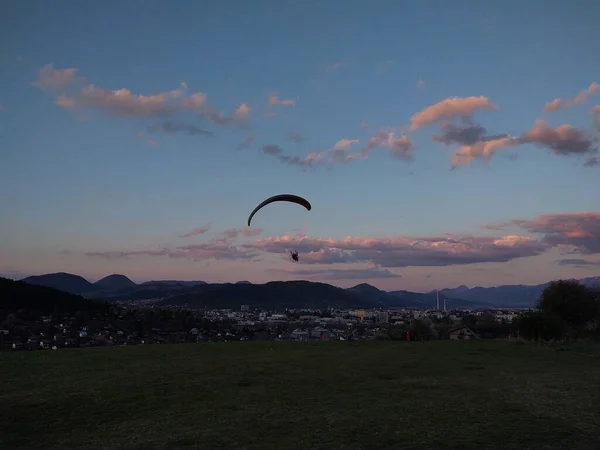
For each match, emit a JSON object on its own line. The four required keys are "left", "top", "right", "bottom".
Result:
{"left": 16, "top": 271, "right": 599, "bottom": 310}
{"left": 0, "top": 277, "right": 105, "bottom": 314}
{"left": 94, "top": 274, "right": 137, "bottom": 290}
{"left": 21, "top": 272, "right": 97, "bottom": 294}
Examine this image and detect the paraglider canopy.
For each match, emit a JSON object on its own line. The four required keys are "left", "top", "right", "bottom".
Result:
{"left": 246, "top": 194, "right": 312, "bottom": 227}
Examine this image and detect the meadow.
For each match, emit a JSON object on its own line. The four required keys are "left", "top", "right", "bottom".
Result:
{"left": 2, "top": 340, "right": 600, "bottom": 450}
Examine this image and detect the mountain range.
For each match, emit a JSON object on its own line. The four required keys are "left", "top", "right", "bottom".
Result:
{"left": 16, "top": 272, "right": 600, "bottom": 310}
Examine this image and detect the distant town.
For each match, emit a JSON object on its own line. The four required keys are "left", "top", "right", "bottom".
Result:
{"left": 2, "top": 296, "right": 527, "bottom": 351}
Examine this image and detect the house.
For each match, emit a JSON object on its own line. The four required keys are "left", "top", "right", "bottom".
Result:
{"left": 291, "top": 329, "right": 310, "bottom": 341}
{"left": 311, "top": 327, "right": 330, "bottom": 341}
{"left": 449, "top": 326, "right": 478, "bottom": 340}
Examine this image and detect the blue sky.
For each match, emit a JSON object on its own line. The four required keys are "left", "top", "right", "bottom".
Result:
{"left": 1, "top": 0, "right": 599, "bottom": 291}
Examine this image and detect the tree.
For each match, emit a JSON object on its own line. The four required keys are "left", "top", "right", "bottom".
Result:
{"left": 515, "top": 311, "right": 565, "bottom": 341}
{"left": 537, "top": 280, "right": 599, "bottom": 337}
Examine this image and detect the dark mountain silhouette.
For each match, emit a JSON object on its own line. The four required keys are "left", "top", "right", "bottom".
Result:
{"left": 17, "top": 271, "right": 599, "bottom": 310}
{"left": 0, "top": 277, "right": 104, "bottom": 315}
{"left": 156, "top": 281, "right": 374, "bottom": 310}
{"left": 439, "top": 276, "right": 600, "bottom": 307}
{"left": 94, "top": 274, "right": 137, "bottom": 290}
{"left": 21, "top": 272, "right": 96, "bottom": 294}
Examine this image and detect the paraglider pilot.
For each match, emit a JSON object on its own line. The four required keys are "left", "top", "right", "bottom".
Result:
{"left": 289, "top": 250, "right": 299, "bottom": 262}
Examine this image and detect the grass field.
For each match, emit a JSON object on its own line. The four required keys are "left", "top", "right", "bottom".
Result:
{"left": 2, "top": 340, "right": 600, "bottom": 450}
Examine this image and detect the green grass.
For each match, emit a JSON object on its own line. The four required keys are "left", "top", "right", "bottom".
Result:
{"left": 2, "top": 340, "right": 600, "bottom": 450}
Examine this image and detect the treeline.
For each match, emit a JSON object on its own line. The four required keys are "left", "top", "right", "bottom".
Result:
{"left": 515, "top": 279, "right": 600, "bottom": 341}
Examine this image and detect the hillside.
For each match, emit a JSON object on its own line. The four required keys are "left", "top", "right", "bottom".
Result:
{"left": 0, "top": 277, "right": 104, "bottom": 314}
{"left": 156, "top": 281, "right": 373, "bottom": 310}
{"left": 94, "top": 274, "right": 137, "bottom": 290}
{"left": 21, "top": 272, "right": 96, "bottom": 294}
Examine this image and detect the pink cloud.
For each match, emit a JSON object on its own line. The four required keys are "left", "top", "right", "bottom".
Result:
{"left": 485, "top": 210, "right": 600, "bottom": 254}
{"left": 234, "top": 103, "right": 251, "bottom": 117}
{"left": 333, "top": 138, "right": 360, "bottom": 151}
{"left": 147, "top": 139, "right": 158, "bottom": 147}
{"left": 32, "top": 63, "right": 83, "bottom": 91}
{"left": 451, "top": 136, "right": 520, "bottom": 168}
{"left": 305, "top": 132, "right": 415, "bottom": 166}
{"left": 181, "top": 223, "right": 211, "bottom": 238}
{"left": 268, "top": 93, "right": 295, "bottom": 107}
{"left": 520, "top": 120, "right": 596, "bottom": 156}
{"left": 55, "top": 84, "right": 192, "bottom": 117}
{"left": 584, "top": 156, "right": 599, "bottom": 167}
{"left": 410, "top": 96, "right": 497, "bottom": 130}
{"left": 243, "top": 232, "right": 548, "bottom": 267}
{"left": 543, "top": 82, "right": 600, "bottom": 112}
{"left": 40, "top": 65, "right": 248, "bottom": 126}
{"left": 417, "top": 79, "right": 425, "bottom": 89}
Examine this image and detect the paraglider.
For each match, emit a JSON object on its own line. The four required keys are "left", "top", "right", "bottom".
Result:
{"left": 247, "top": 194, "right": 311, "bottom": 262}
{"left": 246, "top": 194, "right": 312, "bottom": 227}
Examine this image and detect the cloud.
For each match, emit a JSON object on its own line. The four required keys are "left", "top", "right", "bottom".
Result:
{"left": 287, "top": 132, "right": 306, "bottom": 143}
{"left": 417, "top": 79, "right": 425, "bottom": 89}
{"left": 181, "top": 223, "right": 211, "bottom": 238}
{"left": 41, "top": 64, "right": 248, "bottom": 126}
{"left": 306, "top": 132, "right": 415, "bottom": 166}
{"left": 86, "top": 240, "right": 256, "bottom": 262}
{"left": 557, "top": 258, "right": 600, "bottom": 267}
{"left": 451, "top": 136, "right": 520, "bottom": 168}
{"left": 32, "top": 63, "right": 83, "bottom": 91}
{"left": 543, "top": 82, "right": 600, "bottom": 112}
{"left": 584, "top": 156, "right": 599, "bottom": 167}
{"left": 268, "top": 93, "right": 295, "bottom": 107}
{"left": 272, "top": 267, "right": 401, "bottom": 281}
{"left": 147, "top": 121, "right": 215, "bottom": 137}
{"left": 262, "top": 144, "right": 283, "bottom": 156}
{"left": 520, "top": 120, "right": 596, "bottom": 156}
{"left": 261, "top": 144, "right": 321, "bottom": 168}
{"left": 592, "top": 105, "right": 600, "bottom": 131}
{"left": 237, "top": 135, "right": 256, "bottom": 150}
{"left": 243, "top": 232, "right": 548, "bottom": 268}
{"left": 55, "top": 84, "right": 195, "bottom": 117}
{"left": 200, "top": 103, "right": 251, "bottom": 126}
{"left": 147, "top": 139, "right": 158, "bottom": 147}
{"left": 444, "top": 120, "right": 597, "bottom": 167}
{"left": 433, "top": 123, "right": 494, "bottom": 146}
{"left": 410, "top": 96, "right": 497, "bottom": 130}
{"left": 486, "top": 210, "right": 600, "bottom": 254}
{"left": 222, "top": 227, "right": 263, "bottom": 239}
{"left": 333, "top": 138, "right": 360, "bottom": 151}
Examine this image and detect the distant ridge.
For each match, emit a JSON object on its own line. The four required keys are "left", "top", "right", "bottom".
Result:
{"left": 94, "top": 274, "right": 137, "bottom": 290}
{"left": 22, "top": 272, "right": 96, "bottom": 294}
{"left": 18, "top": 271, "right": 600, "bottom": 309}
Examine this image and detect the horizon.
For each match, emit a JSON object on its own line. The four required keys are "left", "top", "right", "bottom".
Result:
{"left": 6, "top": 270, "right": 599, "bottom": 294}
{"left": 1, "top": 1, "right": 599, "bottom": 291}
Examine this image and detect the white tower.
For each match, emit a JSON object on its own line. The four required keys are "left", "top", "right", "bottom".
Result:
{"left": 436, "top": 289, "right": 440, "bottom": 310}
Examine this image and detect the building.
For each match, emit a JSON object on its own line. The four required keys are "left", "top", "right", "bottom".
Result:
{"left": 378, "top": 312, "right": 389, "bottom": 323}
{"left": 448, "top": 326, "right": 478, "bottom": 340}
{"left": 241, "top": 305, "right": 250, "bottom": 312}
